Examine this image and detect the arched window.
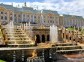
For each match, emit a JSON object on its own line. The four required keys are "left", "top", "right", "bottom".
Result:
{"left": 42, "top": 35, "right": 45, "bottom": 43}
{"left": 66, "top": 35, "right": 68, "bottom": 39}
{"left": 63, "top": 33, "right": 64, "bottom": 38}
{"left": 47, "top": 35, "right": 50, "bottom": 41}
{"left": 70, "top": 37, "right": 71, "bottom": 40}
{"left": 36, "top": 35, "right": 40, "bottom": 43}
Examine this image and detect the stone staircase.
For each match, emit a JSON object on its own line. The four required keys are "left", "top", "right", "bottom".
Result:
{"left": 53, "top": 43, "right": 83, "bottom": 54}
{"left": 0, "top": 27, "right": 4, "bottom": 45}
{"left": 3, "top": 26, "right": 35, "bottom": 47}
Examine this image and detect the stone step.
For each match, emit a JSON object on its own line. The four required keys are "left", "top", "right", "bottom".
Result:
{"left": 4, "top": 26, "right": 35, "bottom": 46}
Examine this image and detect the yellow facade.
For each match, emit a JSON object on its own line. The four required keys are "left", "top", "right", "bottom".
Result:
{"left": 59, "top": 15, "right": 84, "bottom": 28}
{"left": 0, "top": 4, "right": 84, "bottom": 28}
{"left": 0, "top": 6, "right": 14, "bottom": 24}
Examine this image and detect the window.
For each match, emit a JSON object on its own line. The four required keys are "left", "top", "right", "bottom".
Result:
{"left": 5, "top": 12, "right": 7, "bottom": 14}
{"left": 50, "top": 16, "right": 52, "bottom": 18}
{"left": 23, "top": 14, "right": 25, "bottom": 17}
{"left": 18, "top": 15, "right": 21, "bottom": 17}
{"left": 10, "top": 13, "right": 12, "bottom": 15}
{"left": 44, "top": 16, "right": 45, "bottom": 18}
{"left": 31, "top": 15, "right": 33, "bottom": 18}
{"left": 38, "top": 16, "right": 40, "bottom": 18}
{"left": 48, "top": 21, "right": 49, "bottom": 23}
{"left": 14, "top": 14, "right": 16, "bottom": 17}
{"left": 5, "top": 16, "right": 7, "bottom": 20}
{"left": 27, "top": 15, "right": 29, "bottom": 17}
{"left": 53, "top": 21, "right": 54, "bottom": 23}
{"left": 1, "top": 16, "right": 3, "bottom": 20}
{"left": 1, "top": 12, "right": 3, "bottom": 14}
{"left": 50, "top": 20, "right": 52, "bottom": 23}
{"left": 10, "top": 17, "right": 12, "bottom": 20}
{"left": 34, "top": 16, "right": 36, "bottom": 18}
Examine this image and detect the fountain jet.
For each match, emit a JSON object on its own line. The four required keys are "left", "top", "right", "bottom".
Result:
{"left": 50, "top": 25, "right": 58, "bottom": 43}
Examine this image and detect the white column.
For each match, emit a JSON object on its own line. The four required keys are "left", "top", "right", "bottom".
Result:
{"left": 41, "top": 10, "right": 44, "bottom": 24}
{"left": 28, "top": 22, "right": 30, "bottom": 29}
{"left": 25, "top": 14, "right": 26, "bottom": 22}
{"left": 22, "top": 23, "right": 24, "bottom": 30}
{"left": 23, "top": 23, "right": 25, "bottom": 30}
{"left": 13, "top": 11, "right": 14, "bottom": 23}
{"left": 33, "top": 14, "right": 35, "bottom": 22}
{"left": 7, "top": 12, "right": 10, "bottom": 23}
{"left": 29, "top": 15, "right": 31, "bottom": 22}
{"left": 17, "top": 14, "right": 18, "bottom": 23}
{"left": 26, "top": 22, "right": 28, "bottom": 30}
{"left": 22, "top": 13, "right": 23, "bottom": 22}
{"left": 3, "top": 12, "right": 5, "bottom": 22}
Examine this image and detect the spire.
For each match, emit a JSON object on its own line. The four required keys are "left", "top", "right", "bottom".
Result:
{"left": 18, "top": 4, "right": 19, "bottom": 7}
{"left": 11, "top": 3, "right": 13, "bottom": 6}
{"left": 24, "top": 2, "right": 27, "bottom": 7}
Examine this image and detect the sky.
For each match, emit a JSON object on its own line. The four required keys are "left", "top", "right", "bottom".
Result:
{"left": 0, "top": 0, "right": 84, "bottom": 17}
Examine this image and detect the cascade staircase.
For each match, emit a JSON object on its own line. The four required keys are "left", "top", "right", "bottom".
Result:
{"left": 3, "top": 26, "right": 35, "bottom": 47}
{"left": 53, "top": 42, "right": 83, "bottom": 54}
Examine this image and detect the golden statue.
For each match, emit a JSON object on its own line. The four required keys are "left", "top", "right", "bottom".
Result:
{"left": 32, "top": 50, "right": 37, "bottom": 57}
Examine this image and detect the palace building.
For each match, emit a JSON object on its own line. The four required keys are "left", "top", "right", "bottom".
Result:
{"left": 0, "top": 3, "right": 84, "bottom": 62}
{"left": 0, "top": 3, "right": 59, "bottom": 27}
{"left": 0, "top": 3, "right": 84, "bottom": 28}
{"left": 0, "top": 3, "right": 84, "bottom": 44}
{"left": 59, "top": 14, "right": 84, "bottom": 28}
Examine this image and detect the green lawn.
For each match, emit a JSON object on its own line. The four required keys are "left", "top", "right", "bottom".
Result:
{"left": 67, "top": 27, "right": 75, "bottom": 31}
{"left": 0, "top": 60, "right": 6, "bottom": 62}
{"left": 67, "top": 27, "right": 84, "bottom": 34}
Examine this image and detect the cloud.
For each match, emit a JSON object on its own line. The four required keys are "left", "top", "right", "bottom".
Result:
{"left": 0, "top": 0, "right": 84, "bottom": 17}
{"left": 43, "top": 0, "right": 84, "bottom": 17}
